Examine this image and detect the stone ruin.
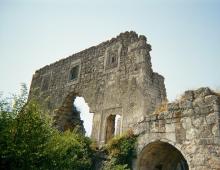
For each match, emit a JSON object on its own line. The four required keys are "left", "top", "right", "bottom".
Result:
{"left": 29, "top": 31, "right": 220, "bottom": 170}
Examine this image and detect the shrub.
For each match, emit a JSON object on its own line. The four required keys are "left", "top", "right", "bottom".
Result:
{"left": 102, "top": 130, "right": 137, "bottom": 170}
{"left": 44, "top": 130, "right": 93, "bottom": 170}
{"left": 0, "top": 85, "right": 93, "bottom": 170}
{"left": 102, "top": 158, "right": 129, "bottom": 170}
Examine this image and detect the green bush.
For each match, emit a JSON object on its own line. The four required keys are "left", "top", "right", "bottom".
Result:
{"left": 102, "top": 158, "right": 129, "bottom": 170}
{"left": 0, "top": 85, "right": 93, "bottom": 170}
{"left": 44, "top": 130, "right": 93, "bottom": 170}
{"left": 102, "top": 130, "right": 137, "bottom": 170}
{"left": 0, "top": 85, "right": 137, "bottom": 170}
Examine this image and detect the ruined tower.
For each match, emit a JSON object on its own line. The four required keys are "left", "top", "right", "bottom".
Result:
{"left": 29, "top": 31, "right": 220, "bottom": 170}
{"left": 29, "top": 31, "right": 166, "bottom": 144}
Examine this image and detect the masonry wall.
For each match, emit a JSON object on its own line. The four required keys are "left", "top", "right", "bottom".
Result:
{"left": 29, "top": 32, "right": 220, "bottom": 169}
{"left": 29, "top": 31, "right": 166, "bottom": 144}
{"left": 134, "top": 87, "right": 220, "bottom": 170}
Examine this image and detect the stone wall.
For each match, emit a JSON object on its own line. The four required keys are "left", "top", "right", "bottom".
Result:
{"left": 134, "top": 87, "right": 220, "bottom": 170}
{"left": 29, "top": 31, "right": 220, "bottom": 169}
{"left": 29, "top": 31, "right": 166, "bottom": 145}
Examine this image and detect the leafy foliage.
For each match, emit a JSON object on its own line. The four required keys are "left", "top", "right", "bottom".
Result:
{"left": 11, "top": 83, "right": 28, "bottom": 115}
{"left": 0, "top": 84, "right": 137, "bottom": 170}
{"left": 44, "top": 130, "right": 93, "bottom": 170}
{"left": 0, "top": 85, "right": 93, "bottom": 170}
{"left": 102, "top": 158, "right": 129, "bottom": 170}
{"left": 102, "top": 130, "right": 137, "bottom": 170}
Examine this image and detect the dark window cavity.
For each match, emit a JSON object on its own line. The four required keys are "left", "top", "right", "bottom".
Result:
{"left": 70, "top": 65, "right": 79, "bottom": 81}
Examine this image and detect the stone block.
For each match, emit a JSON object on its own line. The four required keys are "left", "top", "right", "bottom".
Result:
{"left": 165, "top": 123, "right": 175, "bottom": 133}
{"left": 213, "top": 104, "right": 220, "bottom": 112}
{"left": 206, "top": 112, "right": 217, "bottom": 124}
{"left": 192, "top": 116, "right": 204, "bottom": 128}
{"left": 179, "top": 100, "right": 193, "bottom": 109}
{"left": 192, "top": 154, "right": 205, "bottom": 165}
{"left": 208, "top": 157, "right": 220, "bottom": 169}
{"left": 185, "top": 143, "right": 197, "bottom": 154}
{"left": 193, "top": 87, "right": 212, "bottom": 98}
{"left": 186, "top": 128, "right": 197, "bottom": 141}
{"left": 204, "top": 95, "right": 219, "bottom": 104}
{"left": 193, "top": 97, "right": 205, "bottom": 107}
{"left": 198, "top": 138, "right": 214, "bottom": 145}
{"left": 181, "top": 117, "right": 192, "bottom": 129}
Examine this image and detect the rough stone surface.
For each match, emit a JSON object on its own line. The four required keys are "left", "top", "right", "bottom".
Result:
{"left": 134, "top": 87, "right": 220, "bottom": 170}
{"left": 29, "top": 31, "right": 166, "bottom": 144}
{"left": 29, "top": 31, "right": 220, "bottom": 170}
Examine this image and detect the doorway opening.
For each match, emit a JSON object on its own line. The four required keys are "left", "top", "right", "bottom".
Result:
{"left": 138, "top": 141, "right": 189, "bottom": 170}
{"left": 105, "top": 114, "right": 121, "bottom": 143}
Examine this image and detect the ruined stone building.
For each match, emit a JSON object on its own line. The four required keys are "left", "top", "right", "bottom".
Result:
{"left": 29, "top": 31, "right": 220, "bottom": 170}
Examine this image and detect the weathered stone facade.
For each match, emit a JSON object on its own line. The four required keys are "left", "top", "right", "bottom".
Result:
{"left": 29, "top": 31, "right": 220, "bottom": 170}
{"left": 29, "top": 31, "right": 166, "bottom": 142}
{"left": 134, "top": 87, "right": 220, "bottom": 170}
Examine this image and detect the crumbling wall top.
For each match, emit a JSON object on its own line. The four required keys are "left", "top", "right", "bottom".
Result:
{"left": 35, "top": 31, "right": 150, "bottom": 75}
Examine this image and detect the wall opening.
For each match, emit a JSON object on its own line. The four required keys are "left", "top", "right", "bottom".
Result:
{"left": 106, "top": 49, "right": 118, "bottom": 70}
{"left": 74, "top": 97, "right": 94, "bottom": 137}
{"left": 114, "top": 114, "right": 121, "bottom": 135}
{"left": 111, "top": 56, "right": 115, "bottom": 63}
{"left": 54, "top": 94, "right": 93, "bottom": 136}
{"left": 105, "top": 114, "right": 121, "bottom": 143}
{"left": 69, "top": 65, "right": 79, "bottom": 81}
{"left": 138, "top": 141, "right": 188, "bottom": 170}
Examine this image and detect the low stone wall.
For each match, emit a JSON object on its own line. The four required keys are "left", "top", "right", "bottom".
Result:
{"left": 133, "top": 87, "right": 220, "bottom": 170}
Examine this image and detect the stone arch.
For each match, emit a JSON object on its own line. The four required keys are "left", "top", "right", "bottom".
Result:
{"left": 137, "top": 141, "right": 189, "bottom": 170}
{"left": 54, "top": 91, "right": 93, "bottom": 133}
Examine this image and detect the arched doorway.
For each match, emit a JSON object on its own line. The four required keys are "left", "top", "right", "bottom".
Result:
{"left": 74, "top": 97, "right": 94, "bottom": 137}
{"left": 138, "top": 141, "right": 188, "bottom": 170}
{"left": 54, "top": 93, "right": 93, "bottom": 136}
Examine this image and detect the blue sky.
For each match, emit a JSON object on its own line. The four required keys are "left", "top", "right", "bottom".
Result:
{"left": 0, "top": 0, "right": 220, "bottom": 101}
